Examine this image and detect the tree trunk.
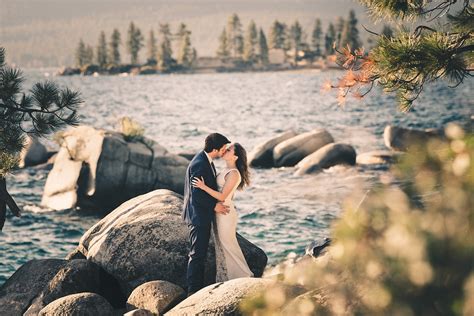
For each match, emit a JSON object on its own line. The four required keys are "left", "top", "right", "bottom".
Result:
{"left": 0, "top": 176, "right": 22, "bottom": 231}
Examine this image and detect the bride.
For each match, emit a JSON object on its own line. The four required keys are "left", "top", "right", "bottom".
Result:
{"left": 192, "top": 143, "right": 254, "bottom": 281}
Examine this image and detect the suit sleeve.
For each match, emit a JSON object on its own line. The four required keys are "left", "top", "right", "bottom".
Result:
{"left": 189, "top": 163, "right": 217, "bottom": 211}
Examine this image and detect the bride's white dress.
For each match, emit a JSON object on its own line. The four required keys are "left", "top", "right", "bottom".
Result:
{"left": 213, "top": 167, "right": 254, "bottom": 282}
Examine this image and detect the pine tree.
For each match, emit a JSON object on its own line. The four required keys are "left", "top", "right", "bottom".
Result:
{"left": 157, "top": 23, "right": 173, "bottom": 71}
{"left": 325, "top": 23, "right": 336, "bottom": 55}
{"left": 258, "top": 28, "right": 269, "bottom": 65}
{"left": 269, "top": 20, "right": 287, "bottom": 49}
{"left": 75, "top": 39, "right": 87, "bottom": 67}
{"left": 96, "top": 31, "right": 108, "bottom": 67}
{"left": 227, "top": 14, "right": 244, "bottom": 58}
{"left": 177, "top": 23, "right": 189, "bottom": 39}
{"left": 84, "top": 45, "right": 94, "bottom": 65}
{"left": 147, "top": 29, "right": 158, "bottom": 64}
{"left": 178, "top": 32, "right": 193, "bottom": 68}
{"left": 216, "top": 28, "right": 230, "bottom": 60}
{"left": 311, "top": 19, "right": 323, "bottom": 55}
{"left": 288, "top": 20, "right": 304, "bottom": 66}
{"left": 127, "top": 22, "right": 144, "bottom": 64}
{"left": 333, "top": 0, "right": 474, "bottom": 110}
{"left": 336, "top": 17, "right": 345, "bottom": 48}
{"left": 0, "top": 47, "right": 82, "bottom": 230}
{"left": 340, "top": 10, "right": 361, "bottom": 50}
{"left": 243, "top": 20, "right": 258, "bottom": 63}
{"left": 108, "top": 29, "right": 121, "bottom": 65}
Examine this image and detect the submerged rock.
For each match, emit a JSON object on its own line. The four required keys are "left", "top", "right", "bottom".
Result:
{"left": 248, "top": 130, "right": 298, "bottom": 168}
{"left": 38, "top": 292, "right": 114, "bottom": 316}
{"left": 41, "top": 125, "right": 188, "bottom": 211}
{"left": 273, "top": 129, "right": 334, "bottom": 167}
{"left": 295, "top": 143, "right": 356, "bottom": 175}
{"left": 71, "top": 189, "right": 267, "bottom": 296}
{"left": 166, "top": 278, "right": 305, "bottom": 316}
{"left": 356, "top": 150, "right": 402, "bottom": 165}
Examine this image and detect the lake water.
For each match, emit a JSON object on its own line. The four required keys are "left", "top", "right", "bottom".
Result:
{"left": 1, "top": 69, "right": 472, "bottom": 285}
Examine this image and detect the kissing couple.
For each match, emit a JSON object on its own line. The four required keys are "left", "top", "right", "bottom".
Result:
{"left": 182, "top": 133, "right": 254, "bottom": 296}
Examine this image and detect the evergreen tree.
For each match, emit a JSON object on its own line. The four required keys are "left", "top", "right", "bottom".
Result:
{"left": 288, "top": 20, "right": 304, "bottom": 66}
{"left": 75, "top": 39, "right": 87, "bottom": 67}
{"left": 243, "top": 20, "right": 258, "bottom": 63}
{"left": 336, "top": 16, "right": 345, "bottom": 47}
{"left": 334, "top": 0, "right": 474, "bottom": 110}
{"left": 325, "top": 23, "right": 336, "bottom": 55}
{"left": 0, "top": 47, "right": 81, "bottom": 230}
{"left": 147, "top": 29, "right": 158, "bottom": 64}
{"left": 258, "top": 28, "right": 269, "bottom": 66}
{"left": 227, "top": 14, "right": 244, "bottom": 58}
{"left": 269, "top": 20, "right": 287, "bottom": 49}
{"left": 157, "top": 23, "right": 173, "bottom": 71}
{"left": 340, "top": 10, "right": 361, "bottom": 50}
{"left": 178, "top": 32, "right": 194, "bottom": 68}
{"left": 177, "top": 23, "right": 189, "bottom": 39}
{"left": 96, "top": 31, "right": 108, "bottom": 67}
{"left": 108, "top": 29, "right": 121, "bottom": 65}
{"left": 84, "top": 45, "right": 94, "bottom": 65}
{"left": 127, "top": 22, "right": 144, "bottom": 64}
{"left": 311, "top": 19, "right": 323, "bottom": 55}
{"left": 216, "top": 28, "right": 230, "bottom": 60}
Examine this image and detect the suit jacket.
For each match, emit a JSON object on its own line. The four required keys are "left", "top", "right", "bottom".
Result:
{"left": 182, "top": 151, "right": 218, "bottom": 226}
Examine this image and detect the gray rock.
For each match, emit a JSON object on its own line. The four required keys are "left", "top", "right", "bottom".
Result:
{"left": 356, "top": 150, "right": 402, "bottom": 165}
{"left": 19, "top": 136, "right": 49, "bottom": 168}
{"left": 126, "top": 280, "right": 185, "bottom": 314}
{"left": 124, "top": 309, "right": 154, "bottom": 316}
{"left": 73, "top": 190, "right": 267, "bottom": 296}
{"left": 0, "top": 259, "right": 67, "bottom": 316}
{"left": 305, "top": 238, "right": 331, "bottom": 258}
{"left": 273, "top": 129, "right": 334, "bottom": 167}
{"left": 57, "top": 66, "right": 81, "bottom": 76}
{"left": 166, "top": 278, "right": 305, "bottom": 316}
{"left": 24, "top": 259, "right": 102, "bottom": 315}
{"left": 38, "top": 292, "right": 114, "bottom": 316}
{"left": 295, "top": 143, "right": 356, "bottom": 175}
{"left": 41, "top": 126, "right": 188, "bottom": 211}
{"left": 384, "top": 125, "right": 443, "bottom": 152}
{"left": 248, "top": 130, "right": 298, "bottom": 168}
{"left": 177, "top": 151, "right": 197, "bottom": 161}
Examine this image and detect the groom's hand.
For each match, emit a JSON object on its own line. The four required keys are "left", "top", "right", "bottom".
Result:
{"left": 214, "top": 202, "right": 230, "bottom": 215}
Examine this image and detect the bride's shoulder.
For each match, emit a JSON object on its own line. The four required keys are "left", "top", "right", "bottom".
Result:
{"left": 224, "top": 168, "right": 240, "bottom": 178}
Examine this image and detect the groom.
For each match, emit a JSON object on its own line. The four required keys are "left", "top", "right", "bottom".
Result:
{"left": 183, "top": 133, "right": 231, "bottom": 296}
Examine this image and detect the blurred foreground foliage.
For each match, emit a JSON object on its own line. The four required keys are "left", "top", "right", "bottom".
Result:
{"left": 242, "top": 123, "right": 473, "bottom": 315}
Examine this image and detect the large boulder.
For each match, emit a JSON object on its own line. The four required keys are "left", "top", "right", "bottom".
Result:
{"left": 38, "top": 292, "right": 114, "bottom": 316}
{"left": 166, "top": 278, "right": 306, "bottom": 316}
{"left": 19, "top": 136, "right": 49, "bottom": 168}
{"left": 248, "top": 130, "right": 298, "bottom": 168}
{"left": 0, "top": 259, "right": 107, "bottom": 316}
{"left": 384, "top": 125, "right": 443, "bottom": 152}
{"left": 126, "top": 280, "right": 185, "bottom": 314}
{"left": 72, "top": 189, "right": 267, "bottom": 296}
{"left": 273, "top": 129, "right": 334, "bottom": 167}
{"left": 295, "top": 143, "right": 356, "bottom": 175}
{"left": 41, "top": 125, "right": 189, "bottom": 211}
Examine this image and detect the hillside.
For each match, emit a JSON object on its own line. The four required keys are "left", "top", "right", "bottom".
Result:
{"left": 1, "top": 0, "right": 374, "bottom": 67}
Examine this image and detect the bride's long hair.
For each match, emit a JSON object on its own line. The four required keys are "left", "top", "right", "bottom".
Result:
{"left": 234, "top": 143, "right": 250, "bottom": 190}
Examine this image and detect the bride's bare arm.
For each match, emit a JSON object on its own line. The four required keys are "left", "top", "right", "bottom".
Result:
{"left": 192, "top": 171, "right": 239, "bottom": 202}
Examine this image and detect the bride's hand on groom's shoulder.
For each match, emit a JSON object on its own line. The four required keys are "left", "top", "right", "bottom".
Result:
{"left": 192, "top": 176, "right": 206, "bottom": 190}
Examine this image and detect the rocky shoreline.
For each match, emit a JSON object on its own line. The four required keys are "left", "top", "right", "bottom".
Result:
{"left": 1, "top": 123, "right": 452, "bottom": 315}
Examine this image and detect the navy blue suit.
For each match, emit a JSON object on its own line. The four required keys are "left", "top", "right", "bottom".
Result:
{"left": 182, "top": 151, "right": 218, "bottom": 293}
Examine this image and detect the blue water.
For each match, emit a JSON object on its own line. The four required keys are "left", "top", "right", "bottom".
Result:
{"left": 1, "top": 69, "right": 472, "bottom": 285}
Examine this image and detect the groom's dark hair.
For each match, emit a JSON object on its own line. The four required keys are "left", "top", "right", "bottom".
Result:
{"left": 204, "top": 133, "right": 230, "bottom": 153}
